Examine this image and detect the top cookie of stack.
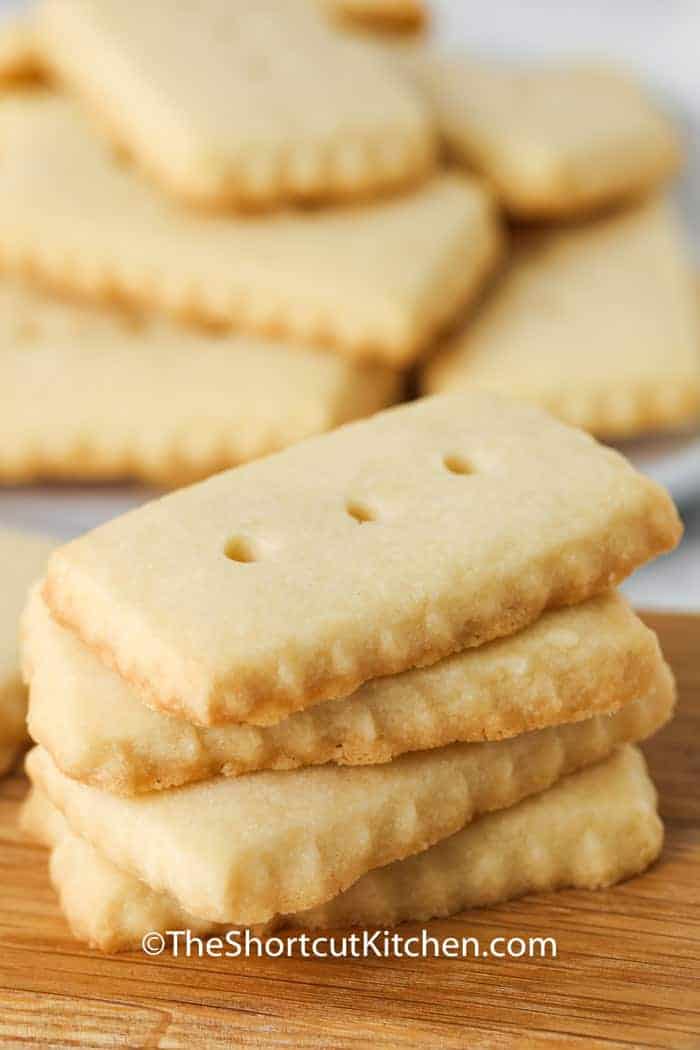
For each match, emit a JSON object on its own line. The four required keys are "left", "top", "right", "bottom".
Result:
{"left": 38, "top": 392, "right": 681, "bottom": 726}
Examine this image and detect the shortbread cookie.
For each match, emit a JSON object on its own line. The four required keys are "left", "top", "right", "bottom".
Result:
{"left": 25, "top": 585, "right": 664, "bottom": 794}
{"left": 0, "top": 94, "right": 498, "bottom": 366}
{"left": 0, "top": 16, "right": 40, "bottom": 82}
{"left": 0, "top": 279, "right": 399, "bottom": 487}
{"left": 424, "top": 198, "right": 700, "bottom": 439}
{"left": 22, "top": 785, "right": 67, "bottom": 849}
{"left": 44, "top": 393, "right": 681, "bottom": 728}
{"left": 409, "top": 55, "right": 681, "bottom": 218}
{"left": 36, "top": 0, "right": 435, "bottom": 209}
{"left": 22, "top": 746, "right": 663, "bottom": 950}
{"left": 25, "top": 678, "right": 674, "bottom": 926}
{"left": 319, "top": 0, "right": 427, "bottom": 33}
{"left": 0, "top": 529, "right": 54, "bottom": 776}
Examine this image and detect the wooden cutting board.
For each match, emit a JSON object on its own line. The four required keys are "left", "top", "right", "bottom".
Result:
{"left": 0, "top": 611, "right": 698, "bottom": 1049}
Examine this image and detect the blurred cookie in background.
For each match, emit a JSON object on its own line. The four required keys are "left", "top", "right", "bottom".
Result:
{"left": 423, "top": 196, "right": 700, "bottom": 440}
{"left": 402, "top": 54, "right": 681, "bottom": 218}
{"left": 0, "top": 279, "right": 401, "bottom": 488}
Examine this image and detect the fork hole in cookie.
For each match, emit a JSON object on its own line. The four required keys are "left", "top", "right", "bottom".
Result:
{"left": 442, "top": 453, "right": 474, "bottom": 476}
{"left": 224, "top": 536, "right": 259, "bottom": 564}
{"left": 346, "top": 499, "right": 377, "bottom": 524}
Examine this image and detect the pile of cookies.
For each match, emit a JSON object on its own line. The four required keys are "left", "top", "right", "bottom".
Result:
{"left": 21, "top": 393, "right": 682, "bottom": 950}
{"left": 394, "top": 47, "right": 700, "bottom": 436}
{"left": 0, "top": 0, "right": 500, "bottom": 486}
{"left": 0, "top": 0, "right": 697, "bottom": 491}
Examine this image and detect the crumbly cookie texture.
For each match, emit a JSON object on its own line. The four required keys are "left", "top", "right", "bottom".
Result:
{"left": 35, "top": 0, "right": 435, "bottom": 209}
{"left": 25, "top": 679, "right": 674, "bottom": 927}
{"left": 44, "top": 392, "right": 681, "bottom": 728}
{"left": 424, "top": 197, "right": 700, "bottom": 439}
{"left": 0, "top": 529, "right": 55, "bottom": 776}
{"left": 25, "top": 585, "right": 663, "bottom": 794}
{"left": 22, "top": 746, "right": 663, "bottom": 951}
{"left": 407, "top": 55, "right": 681, "bottom": 217}
{"left": 0, "top": 93, "right": 500, "bottom": 365}
{"left": 0, "top": 279, "right": 399, "bottom": 487}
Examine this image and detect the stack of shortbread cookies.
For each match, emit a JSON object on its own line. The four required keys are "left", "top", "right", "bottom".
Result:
{"left": 21, "top": 393, "right": 682, "bottom": 950}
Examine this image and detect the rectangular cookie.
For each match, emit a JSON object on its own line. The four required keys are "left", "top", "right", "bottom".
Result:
{"left": 22, "top": 746, "right": 663, "bottom": 951}
{"left": 408, "top": 54, "right": 681, "bottom": 218}
{"left": 0, "top": 529, "right": 55, "bottom": 776}
{"left": 24, "top": 584, "right": 665, "bottom": 794}
{"left": 0, "top": 278, "right": 399, "bottom": 488}
{"left": 43, "top": 392, "right": 682, "bottom": 728}
{"left": 24, "top": 676, "right": 674, "bottom": 927}
{"left": 423, "top": 197, "right": 700, "bottom": 440}
{"left": 35, "top": 0, "right": 435, "bottom": 209}
{"left": 0, "top": 93, "right": 499, "bottom": 367}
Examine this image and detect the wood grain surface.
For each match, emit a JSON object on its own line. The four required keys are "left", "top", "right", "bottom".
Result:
{"left": 0, "top": 611, "right": 698, "bottom": 1049}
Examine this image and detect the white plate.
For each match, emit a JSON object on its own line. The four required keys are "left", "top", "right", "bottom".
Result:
{"left": 0, "top": 485, "right": 156, "bottom": 541}
{"left": 612, "top": 428, "right": 700, "bottom": 507}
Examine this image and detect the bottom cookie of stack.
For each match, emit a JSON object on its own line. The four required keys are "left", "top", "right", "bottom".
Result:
{"left": 22, "top": 746, "right": 662, "bottom": 952}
